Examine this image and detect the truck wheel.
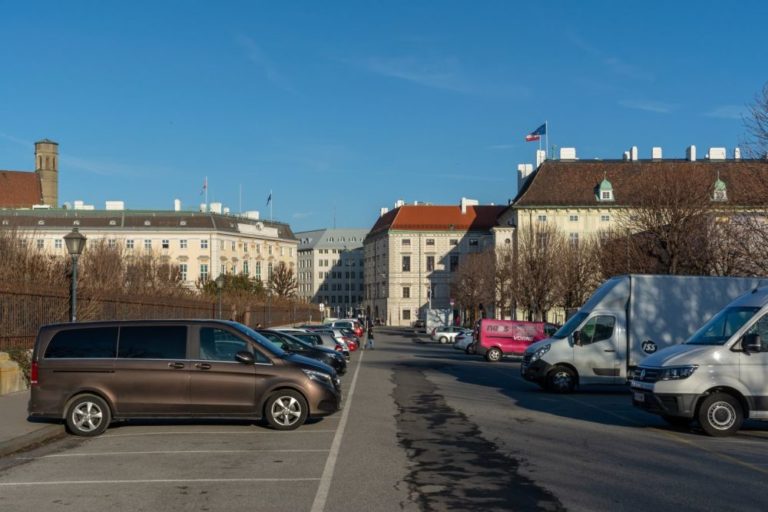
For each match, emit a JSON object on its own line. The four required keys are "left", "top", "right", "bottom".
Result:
{"left": 439, "top": 336, "right": 448, "bottom": 344}
{"left": 485, "top": 347, "right": 502, "bottom": 362}
{"left": 662, "top": 415, "right": 692, "bottom": 429}
{"left": 65, "top": 394, "right": 111, "bottom": 437}
{"left": 698, "top": 393, "right": 743, "bottom": 437}
{"left": 546, "top": 366, "right": 576, "bottom": 393}
{"left": 265, "top": 390, "right": 308, "bottom": 431}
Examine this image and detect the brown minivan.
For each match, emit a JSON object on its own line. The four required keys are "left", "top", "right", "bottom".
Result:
{"left": 28, "top": 319, "right": 342, "bottom": 436}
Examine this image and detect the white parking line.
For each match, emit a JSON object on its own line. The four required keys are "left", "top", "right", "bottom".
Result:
{"left": 0, "top": 478, "right": 320, "bottom": 487}
{"left": 98, "top": 429, "right": 337, "bottom": 438}
{"left": 17, "top": 449, "right": 329, "bottom": 459}
{"left": 310, "top": 350, "right": 364, "bottom": 512}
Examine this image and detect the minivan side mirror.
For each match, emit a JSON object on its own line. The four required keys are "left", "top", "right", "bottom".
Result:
{"left": 572, "top": 330, "right": 582, "bottom": 346}
{"left": 742, "top": 333, "right": 762, "bottom": 353}
{"left": 235, "top": 351, "right": 255, "bottom": 364}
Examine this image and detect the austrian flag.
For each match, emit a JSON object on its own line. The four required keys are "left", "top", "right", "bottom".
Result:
{"left": 525, "top": 123, "right": 546, "bottom": 142}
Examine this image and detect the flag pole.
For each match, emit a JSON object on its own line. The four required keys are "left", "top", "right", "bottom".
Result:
{"left": 205, "top": 176, "right": 208, "bottom": 207}
{"left": 270, "top": 189, "right": 273, "bottom": 222}
{"left": 545, "top": 120, "right": 549, "bottom": 159}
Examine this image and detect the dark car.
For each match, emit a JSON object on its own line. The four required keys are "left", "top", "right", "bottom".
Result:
{"left": 28, "top": 319, "right": 341, "bottom": 437}
{"left": 263, "top": 330, "right": 347, "bottom": 375}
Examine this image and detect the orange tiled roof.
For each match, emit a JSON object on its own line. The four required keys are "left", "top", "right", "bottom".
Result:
{"left": 368, "top": 204, "right": 505, "bottom": 236}
{"left": 0, "top": 170, "right": 42, "bottom": 208}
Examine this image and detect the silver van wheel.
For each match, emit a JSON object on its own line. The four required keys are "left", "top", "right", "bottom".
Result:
{"left": 698, "top": 393, "right": 742, "bottom": 437}
{"left": 265, "top": 390, "right": 308, "bottom": 431}
{"left": 66, "top": 395, "right": 111, "bottom": 437}
{"left": 546, "top": 366, "right": 576, "bottom": 393}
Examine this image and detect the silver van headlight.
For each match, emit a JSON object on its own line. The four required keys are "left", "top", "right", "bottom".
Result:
{"left": 659, "top": 365, "right": 698, "bottom": 380}
{"left": 529, "top": 343, "right": 551, "bottom": 363}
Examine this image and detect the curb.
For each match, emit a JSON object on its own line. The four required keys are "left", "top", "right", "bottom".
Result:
{"left": 0, "top": 424, "right": 66, "bottom": 458}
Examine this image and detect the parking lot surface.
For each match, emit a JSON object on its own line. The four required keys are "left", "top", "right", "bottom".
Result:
{"left": 1, "top": 328, "right": 768, "bottom": 511}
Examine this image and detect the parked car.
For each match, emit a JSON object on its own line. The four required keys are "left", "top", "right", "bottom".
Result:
{"left": 327, "top": 319, "right": 364, "bottom": 338}
{"left": 431, "top": 326, "right": 472, "bottom": 344}
{"left": 476, "top": 319, "right": 557, "bottom": 362}
{"left": 453, "top": 332, "right": 475, "bottom": 352}
{"left": 295, "top": 330, "right": 350, "bottom": 360}
{"left": 311, "top": 328, "right": 354, "bottom": 356}
{"left": 28, "top": 319, "right": 342, "bottom": 436}
{"left": 263, "top": 330, "right": 347, "bottom": 375}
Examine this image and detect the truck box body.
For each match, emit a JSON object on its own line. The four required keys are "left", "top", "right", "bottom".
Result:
{"left": 425, "top": 309, "right": 453, "bottom": 333}
{"left": 521, "top": 274, "right": 768, "bottom": 391}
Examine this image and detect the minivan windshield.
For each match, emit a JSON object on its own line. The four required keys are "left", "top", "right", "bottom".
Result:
{"left": 686, "top": 306, "right": 760, "bottom": 346}
{"left": 552, "top": 312, "right": 588, "bottom": 339}
{"left": 232, "top": 323, "right": 286, "bottom": 356}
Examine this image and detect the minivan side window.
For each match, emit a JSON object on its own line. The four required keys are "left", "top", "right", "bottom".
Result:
{"left": 45, "top": 328, "right": 118, "bottom": 358}
{"left": 118, "top": 326, "right": 187, "bottom": 359}
{"left": 200, "top": 328, "right": 266, "bottom": 363}
{"left": 579, "top": 316, "right": 615, "bottom": 345}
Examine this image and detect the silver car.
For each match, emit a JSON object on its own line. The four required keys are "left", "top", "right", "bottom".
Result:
{"left": 431, "top": 326, "right": 471, "bottom": 344}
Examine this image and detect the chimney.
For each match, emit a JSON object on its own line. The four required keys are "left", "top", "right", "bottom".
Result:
{"left": 686, "top": 145, "right": 697, "bottom": 161}
{"left": 559, "top": 147, "right": 577, "bottom": 160}
{"left": 630, "top": 146, "right": 639, "bottom": 161}
{"left": 210, "top": 202, "right": 223, "bottom": 214}
{"left": 394, "top": 199, "right": 405, "bottom": 208}
{"left": 379, "top": 207, "right": 389, "bottom": 217}
{"left": 173, "top": 199, "right": 181, "bottom": 211}
{"left": 460, "top": 197, "right": 479, "bottom": 214}
{"left": 734, "top": 147, "right": 742, "bottom": 160}
{"left": 199, "top": 203, "right": 207, "bottom": 213}
{"left": 223, "top": 207, "right": 230, "bottom": 215}
{"left": 652, "top": 147, "right": 663, "bottom": 160}
{"left": 105, "top": 200, "right": 125, "bottom": 211}
{"left": 623, "top": 151, "right": 630, "bottom": 161}
{"left": 517, "top": 163, "right": 534, "bottom": 191}
{"left": 536, "top": 149, "right": 546, "bottom": 167}
{"left": 707, "top": 147, "right": 726, "bottom": 161}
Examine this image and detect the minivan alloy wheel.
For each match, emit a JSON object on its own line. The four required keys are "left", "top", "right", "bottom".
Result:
{"left": 65, "top": 394, "right": 111, "bottom": 437}
{"left": 265, "top": 390, "right": 309, "bottom": 430}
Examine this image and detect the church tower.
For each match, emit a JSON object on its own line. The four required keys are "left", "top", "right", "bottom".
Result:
{"left": 35, "top": 139, "right": 58, "bottom": 207}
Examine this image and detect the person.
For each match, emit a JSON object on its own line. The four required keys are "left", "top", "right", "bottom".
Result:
{"left": 365, "top": 323, "right": 375, "bottom": 350}
{"left": 255, "top": 322, "right": 262, "bottom": 328}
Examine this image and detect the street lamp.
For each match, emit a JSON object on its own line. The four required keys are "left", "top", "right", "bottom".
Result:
{"left": 63, "top": 228, "right": 87, "bottom": 322}
{"left": 215, "top": 274, "right": 224, "bottom": 319}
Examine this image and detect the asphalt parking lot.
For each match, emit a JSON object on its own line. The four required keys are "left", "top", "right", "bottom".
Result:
{"left": 2, "top": 328, "right": 768, "bottom": 512}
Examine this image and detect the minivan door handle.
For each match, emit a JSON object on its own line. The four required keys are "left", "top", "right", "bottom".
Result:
{"left": 194, "top": 363, "right": 212, "bottom": 370}
{"left": 167, "top": 362, "right": 185, "bottom": 369}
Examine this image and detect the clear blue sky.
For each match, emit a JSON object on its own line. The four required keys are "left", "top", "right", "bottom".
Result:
{"left": 1, "top": 1, "right": 766, "bottom": 232}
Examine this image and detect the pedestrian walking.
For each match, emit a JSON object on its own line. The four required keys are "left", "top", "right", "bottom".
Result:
{"left": 365, "top": 323, "right": 375, "bottom": 350}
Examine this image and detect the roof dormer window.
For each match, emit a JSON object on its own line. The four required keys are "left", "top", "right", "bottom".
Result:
{"left": 712, "top": 175, "right": 728, "bottom": 202}
{"left": 596, "top": 177, "right": 614, "bottom": 202}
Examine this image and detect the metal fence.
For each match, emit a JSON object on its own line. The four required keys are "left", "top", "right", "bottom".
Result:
{"left": 0, "top": 285, "right": 320, "bottom": 351}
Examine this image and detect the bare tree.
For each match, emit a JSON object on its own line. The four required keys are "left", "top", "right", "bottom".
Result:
{"left": 493, "top": 245, "right": 516, "bottom": 319}
{"left": 745, "top": 82, "right": 768, "bottom": 158}
{"left": 555, "top": 234, "right": 602, "bottom": 313}
{"left": 268, "top": 262, "right": 297, "bottom": 299}
{"left": 450, "top": 250, "right": 495, "bottom": 325}
{"left": 514, "top": 222, "right": 564, "bottom": 321}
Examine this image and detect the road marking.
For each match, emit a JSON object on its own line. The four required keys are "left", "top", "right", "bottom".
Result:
{"left": 0, "top": 478, "right": 320, "bottom": 487}
{"left": 99, "top": 429, "right": 336, "bottom": 438}
{"left": 17, "top": 449, "right": 329, "bottom": 459}
{"left": 310, "top": 350, "right": 364, "bottom": 512}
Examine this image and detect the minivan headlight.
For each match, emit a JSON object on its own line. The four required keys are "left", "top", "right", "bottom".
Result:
{"left": 659, "top": 365, "right": 698, "bottom": 381}
{"left": 529, "top": 343, "right": 551, "bottom": 363}
{"left": 303, "top": 369, "right": 333, "bottom": 385}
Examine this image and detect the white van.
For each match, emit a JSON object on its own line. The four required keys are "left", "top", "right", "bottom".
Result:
{"left": 632, "top": 286, "right": 768, "bottom": 436}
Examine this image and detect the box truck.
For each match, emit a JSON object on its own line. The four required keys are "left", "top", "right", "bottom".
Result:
{"left": 425, "top": 308, "right": 453, "bottom": 334}
{"left": 521, "top": 274, "right": 768, "bottom": 393}
{"left": 632, "top": 285, "right": 768, "bottom": 436}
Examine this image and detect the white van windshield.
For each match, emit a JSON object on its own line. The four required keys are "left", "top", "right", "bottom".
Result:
{"left": 552, "top": 312, "right": 588, "bottom": 339}
{"left": 686, "top": 306, "right": 760, "bottom": 346}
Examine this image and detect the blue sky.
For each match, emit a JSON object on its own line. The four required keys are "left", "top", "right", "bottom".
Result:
{"left": 1, "top": 1, "right": 766, "bottom": 232}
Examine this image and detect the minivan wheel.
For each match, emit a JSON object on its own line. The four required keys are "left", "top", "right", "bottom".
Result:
{"left": 65, "top": 394, "right": 111, "bottom": 437}
{"left": 698, "top": 393, "right": 743, "bottom": 437}
{"left": 546, "top": 366, "right": 576, "bottom": 393}
{"left": 485, "top": 347, "right": 502, "bottom": 362}
{"left": 265, "top": 390, "right": 308, "bottom": 431}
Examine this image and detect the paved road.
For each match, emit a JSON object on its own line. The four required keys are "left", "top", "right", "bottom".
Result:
{"left": 1, "top": 328, "right": 767, "bottom": 511}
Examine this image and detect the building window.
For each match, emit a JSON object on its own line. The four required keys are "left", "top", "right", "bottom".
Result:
{"left": 569, "top": 233, "right": 579, "bottom": 247}
{"left": 402, "top": 239, "right": 411, "bottom": 246}
{"left": 426, "top": 255, "right": 435, "bottom": 271}
{"left": 403, "top": 287, "right": 410, "bottom": 298}
{"left": 243, "top": 261, "right": 249, "bottom": 275}
{"left": 469, "top": 239, "right": 479, "bottom": 247}
{"left": 36, "top": 239, "right": 44, "bottom": 250}
{"left": 450, "top": 254, "right": 459, "bottom": 272}
{"left": 199, "top": 263, "right": 209, "bottom": 281}
{"left": 179, "top": 263, "right": 188, "bottom": 281}
{"left": 569, "top": 215, "right": 579, "bottom": 222}
{"left": 403, "top": 310, "right": 411, "bottom": 321}
{"left": 231, "top": 241, "right": 236, "bottom": 251}
{"left": 402, "top": 255, "right": 411, "bottom": 272}
{"left": 426, "top": 238, "right": 435, "bottom": 246}
{"left": 243, "top": 243, "right": 248, "bottom": 253}
{"left": 268, "top": 245, "right": 273, "bottom": 255}
{"left": 220, "top": 264, "right": 226, "bottom": 275}
{"left": 201, "top": 239, "right": 208, "bottom": 250}
{"left": 162, "top": 239, "right": 170, "bottom": 249}
{"left": 126, "top": 239, "right": 134, "bottom": 250}
{"left": 107, "top": 239, "right": 116, "bottom": 248}
{"left": 600, "top": 215, "right": 610, "bottom": 222}
{"left": 144, "top": 239, "right": 152, "bottom": 251}
{"left": 537, "top": 215, "right": 547, "bottom": 222}
{"left": 180, "top": 239, "right": 188, "bottom": 249}
{"left": 54, "top": 239, "right": 62, "bottom": 250}
{"left": 255, "top": 262, "right": 261, "bottom": 280}
{"left": 449, "top": 239, "right": 458, "bottom": 246}
{"left": 268, "top": 262, "right": 273, "bottom": 279}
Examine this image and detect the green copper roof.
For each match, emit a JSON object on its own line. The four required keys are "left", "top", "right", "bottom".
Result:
{"left": 599, "top": 178, "right": 613, "bottom": 190}
{"left": 714, "top": 178, "right": 727, "bottom": 191}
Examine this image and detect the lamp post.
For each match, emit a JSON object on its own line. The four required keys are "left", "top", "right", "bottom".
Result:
{"left": 63, "top": 228, "right": 87, "bottom": 322}
{"left": 215, "top": 274, "right": 224, "bottom": 319}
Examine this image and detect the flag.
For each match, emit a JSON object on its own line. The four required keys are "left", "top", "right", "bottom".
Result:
{"left": 200, "top": 177, "right": 207, "bottom": 195}
{"left": 266, "top": 192, "right": 272, "bottom": 206}
{"left": 525, "top": 123, "right": 546, "bottom": 142}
